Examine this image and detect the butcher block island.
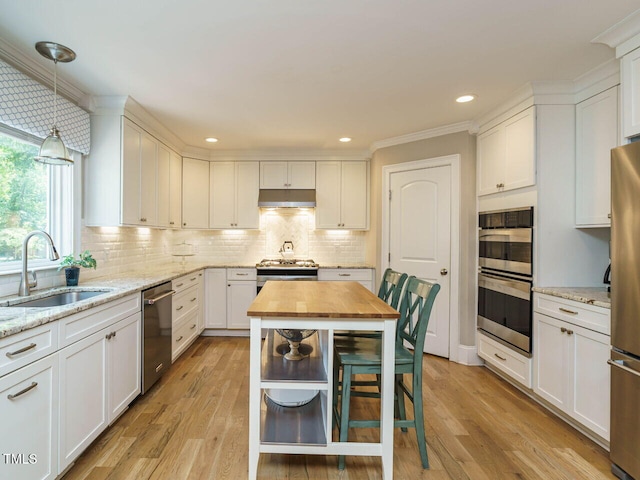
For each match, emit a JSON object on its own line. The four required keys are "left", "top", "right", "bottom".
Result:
{"left": 247, "top": 281, "right": 399, "bottom": 479}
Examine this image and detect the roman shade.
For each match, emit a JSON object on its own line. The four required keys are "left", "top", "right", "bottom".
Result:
{"left": 0, "top": 59, "right": 90, "bottom": 154}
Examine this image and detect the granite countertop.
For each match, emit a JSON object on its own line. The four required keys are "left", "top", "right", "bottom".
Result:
{"left": 317, "top": 264, "right": 374, "bottom": 269}
{"left": 532, "top": 287, "right": 611, "bottom": 309}
{"left": 0, "top": 262, "right": 376, "bottom": 338}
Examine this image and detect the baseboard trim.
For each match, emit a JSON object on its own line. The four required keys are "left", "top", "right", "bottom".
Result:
{"left": 457, "top": 344, "right": 483, "bottom": 366}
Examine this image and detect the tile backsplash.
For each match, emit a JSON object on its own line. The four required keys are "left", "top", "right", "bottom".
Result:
{"left": 80, "top": 209, "right": 366, "bottom": 279}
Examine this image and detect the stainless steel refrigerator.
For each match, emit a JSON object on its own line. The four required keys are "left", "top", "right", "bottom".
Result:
{"left": 610, "top": 141, "right": 640, "bottom": 480}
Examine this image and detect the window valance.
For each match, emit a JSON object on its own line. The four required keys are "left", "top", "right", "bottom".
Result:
{"left": 0, "top": 59, "right": 90, "bottom": 154}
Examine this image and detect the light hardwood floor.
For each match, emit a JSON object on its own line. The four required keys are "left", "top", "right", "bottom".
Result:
{"left": 62, "top": 337, "right": 615, "bottom": 480}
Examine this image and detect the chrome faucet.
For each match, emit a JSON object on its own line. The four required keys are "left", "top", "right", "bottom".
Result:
{"left": 18, "top": 231, "right": 60, "bottom": 296}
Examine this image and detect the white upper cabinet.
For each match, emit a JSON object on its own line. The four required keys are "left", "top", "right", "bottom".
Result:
{"left": 316, "top": 161, "right": 369, "bottom": 230}
{"left": 576, "top": 86, "right": 619, "bottom": 227}
{"left": 477, "top": 106, "right": 536, "bottom": 196}
{"left": 157, "top": 145, "right": 182, "bottom": 228}
{"left": 182, "top": 158, "right": 210, "bottom": 229}
{"left": 86, "top": 115, "right": 182, "bottom": 228}
{"left": 210, "top": 162, "right": 259, "bottom": 229}
{"left": 622, "top": 47, "right": 640, "bottom": 138}
{"left": 260, "top": 161, "right": 316, "bottom": 189}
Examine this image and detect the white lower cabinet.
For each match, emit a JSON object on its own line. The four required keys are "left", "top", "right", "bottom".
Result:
{"left": 171, "top": 271, "right": 203, "bottom": 361}
{"left": 0, "top": 353, "right": 58, "bottom": 480}
{"left": 477, "top": 332, "right": 532, "bottom": 388}
{"left": 58, "top": 327, "right": 108, "bottom": 472}
{"left": 59, "top": 311, "right": 141, "bottom": 473}
{"left": 533, "top": 294, "right": 610, "bottom": 442}
{"left": 205, "top": 268, "right": 227, "bottom": 329}
{"left": 227, "top": 269, "right": 257, "bottom": 329}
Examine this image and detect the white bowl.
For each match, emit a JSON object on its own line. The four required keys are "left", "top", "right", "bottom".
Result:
{"left": 265, "top": 388, "right": 318, "bottom": 407}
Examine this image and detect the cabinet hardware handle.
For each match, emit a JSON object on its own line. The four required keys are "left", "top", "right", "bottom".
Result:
{"left": 608, "top": 359, "right": 640, "bottom": 377}
{"left": 190, "top": 297, "right": 197, "bottom": 302}
{"left": 190, "top": 324, "right": 196, "bottom": 330}
{"left": 183, "top": 223, "right": 187, "bottom": 226}
{"left": 560, "top": 327, "right": 567, "bottom": 333}
{"left": 237, "top": 273, "right": 249, "bottom": 276}
{"left": 566, "top": 330, "right": 574, "bottom": 335}
{"left": 608, "top": 213, "right": 612, "bottom": 219}
{"left": 558, "top": 307, "right": 578, "bottom": 315}
{"left": 176, "top": 306, "right": 184, "bottom": 311}
{"left": 176, "top": 282, "right": 184, "bottom": 287}
{"left": 106, "top": 332, "right": 112, "bottom": 339}
{"left": 494, "top": 353, "right": 507, "bottom": 361}
{"left": 6, "top": 343, "right": 37, "bottom": 358}
{"left": 190, "top": 277, "right": 197, "bottom": 281}
{"left": 338, "top": 273, "right": 351, "bottom": 277}
{"left": 7, "top": 382, "right": 38, "bottom": 400}
{"left": 176, "top": 336, "right": 183, "bottom": 342}
{"left": 170, "top": 221, "right": 175, "bottom": 225}
{"left": 140, "top": 217, "right": 147, "bottom": 222}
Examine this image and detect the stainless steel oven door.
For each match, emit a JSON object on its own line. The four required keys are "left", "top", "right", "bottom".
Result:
{"left": 477, "top": 272, "right": 532, "bottom": 355}
{"left": 478, "top": 228, "right": 533, "bottom": 276}
{"left": 256, "top": 273, "right": 318, "bottom": 294}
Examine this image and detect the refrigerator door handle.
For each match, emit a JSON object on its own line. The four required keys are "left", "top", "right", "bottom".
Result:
{"left": 608, "top": 358, "right": 640, "bottom": 378}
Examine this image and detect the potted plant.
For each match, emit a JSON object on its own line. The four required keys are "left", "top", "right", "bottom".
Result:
{"left": 58, "top": 250, "right": 97, "bottom": 286}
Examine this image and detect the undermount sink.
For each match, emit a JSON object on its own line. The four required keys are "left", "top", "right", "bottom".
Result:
{"left": 9, "top": 290, "right": 111, "bottom": 308}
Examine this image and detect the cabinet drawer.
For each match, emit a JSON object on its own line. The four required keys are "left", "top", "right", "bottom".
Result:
{"left": 0, "top": 322, "right": 58, "bottom": 378}
{"left": 172, "top": 271, "right": 202, "bottom": 292}
{"left": 318, "top": 269, "right": 372, "bottom": 282}
{"left": 59, "top": 294, "right": 141, "bottom": 348}
{"left": 173, "top": 284, "right": 199, "bottom": 324}
{"left": 172, "top": 311, "right": 199, "bottom": 359}
{"left": 534, "top": 293, "right": 610, "bottom": 335}
{"left": 227, "top": 268, "right": 257, "bottom": 281}
{"left": 478, "top": 332, "right": 532, "bottom": 388}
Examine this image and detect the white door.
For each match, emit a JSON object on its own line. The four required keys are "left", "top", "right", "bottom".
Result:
{"left": 388, "top": 164, "right": 451, "bottom": 357}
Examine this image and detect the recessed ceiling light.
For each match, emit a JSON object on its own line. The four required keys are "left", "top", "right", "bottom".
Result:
{"left": 339, "top": 137, "right": 352, "bottom": 143}
{"left": 205, "top": 137, "right": 218, "bottom": 143}
{"left": 456, "top": 94, "right": 476, "bottom": 103}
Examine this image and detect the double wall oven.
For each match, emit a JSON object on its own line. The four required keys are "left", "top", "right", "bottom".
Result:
{"left": 478, "top": 207, "right": 534, "bottom": 356}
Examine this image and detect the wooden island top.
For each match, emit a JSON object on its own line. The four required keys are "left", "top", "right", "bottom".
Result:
{"left": 247, "top": 280, "right": 399, "bottom": 319}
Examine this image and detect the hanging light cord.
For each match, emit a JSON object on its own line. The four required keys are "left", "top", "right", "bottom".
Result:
{"left": 52, "top": 59, "right": 58, "bottom": 129}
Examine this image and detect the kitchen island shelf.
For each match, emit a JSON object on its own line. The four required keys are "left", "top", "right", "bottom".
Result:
{"left": 261, "top": 329, "right": 328, "bottom": 383}
{"left": 260, "top": 393, "right": 327, "bottom": 445}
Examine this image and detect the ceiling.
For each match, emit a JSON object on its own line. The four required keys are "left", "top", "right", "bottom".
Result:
{"left": 0, "top": 1, "right": 638, "bottom": 153}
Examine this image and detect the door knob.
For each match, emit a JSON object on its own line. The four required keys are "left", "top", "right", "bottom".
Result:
{"left": 440, "top": 268, "right": 448, "bottom": 276}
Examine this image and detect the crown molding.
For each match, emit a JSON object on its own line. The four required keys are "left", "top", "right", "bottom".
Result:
{"left": 592, "top": 8, "right": 640, "bottom": 57}
{"left": 369, "top": 121, "right": 473, "bottom": 153}
{"left": 204, "top": 149, "right": 371, "bottom": 162}
{"left": 573, "top": 58, "right": 620, "bottom": 103}
{"left": 0, "top": 37, "right": 86, "bottom": 105}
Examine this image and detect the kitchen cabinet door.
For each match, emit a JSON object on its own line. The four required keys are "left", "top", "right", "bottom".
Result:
{"left": 477, "top": 106, "right": 536, "bottom": 196}
{"left": 260, "top": 161, "right": 315, "bottom": 189}
{"left": 58, "top": 330, "right": 108, "bottom": 473}
{"left": 235, "top": 162, "right": 260, "bottom": 228}
{"left": 534, "top": 310, "right": 611, "bottom": 441}
{"left": 0, "top": 354, "right": 58, "bottom": 480}
{"left": 106, "top": 313, "right": 141, "bottom": 423}
{"left": 576, "top": 86, "right": 618, "bottom": 226}
{"left": 227, "top": 280, "right": 256, "bottom": 329}
{"left": 210, "top": 162, "right": 235, "bottom": 228}
{"left": 182, "top": 158, "right": 210, "bottom": 229}
{"left": 316, "top": 161, "right": 369, "bottom": 229}
{"left": 622, "top": 47, "right": 640, "bottom": 138}
{"left": 205, "top": 269, "right": 227, "bottom": 329}
{"left": 121, "top": 119, "right": 158, "bottom": 226}
{"left": 157, "top": 145, "right": 182, "bottom": 228}
{"left": 210, "top": 161, "right": 259, "bottom": 229}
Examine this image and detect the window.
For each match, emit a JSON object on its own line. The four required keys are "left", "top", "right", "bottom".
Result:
{"left": 0, "top": 128, "right": 74, "bottom": 271}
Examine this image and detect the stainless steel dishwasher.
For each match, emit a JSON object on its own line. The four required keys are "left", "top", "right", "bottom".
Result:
{"left": 142, "top": 282, "right": 175, "bottom": 394}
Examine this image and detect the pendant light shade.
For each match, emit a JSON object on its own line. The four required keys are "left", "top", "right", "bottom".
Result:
{"left": 34, "top": 41, "right": 76, "bottom": 166}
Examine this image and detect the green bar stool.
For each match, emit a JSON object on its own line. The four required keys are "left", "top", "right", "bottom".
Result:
{"left": 333, "top": 277, "right": 441, "bottom": 470}
{"left": 334, "top": 268, "right": 408, "bottom": 339}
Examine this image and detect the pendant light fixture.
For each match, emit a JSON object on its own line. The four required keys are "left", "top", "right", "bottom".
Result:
{"left": 34, "top": 41, "right": 76, "bottom": 165}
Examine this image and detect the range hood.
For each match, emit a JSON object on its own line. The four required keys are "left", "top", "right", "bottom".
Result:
{"left": 258, "top": 189, "right": 316, "bottom": 208}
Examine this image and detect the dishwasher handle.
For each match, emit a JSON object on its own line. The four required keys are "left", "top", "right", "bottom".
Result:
{"left": 144, "top": 290, "right": 176, "bottom": 305}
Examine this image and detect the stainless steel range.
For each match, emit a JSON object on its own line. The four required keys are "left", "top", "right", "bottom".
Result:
{"left": 256, "top": 258, "right": 319, "bottom": 294}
